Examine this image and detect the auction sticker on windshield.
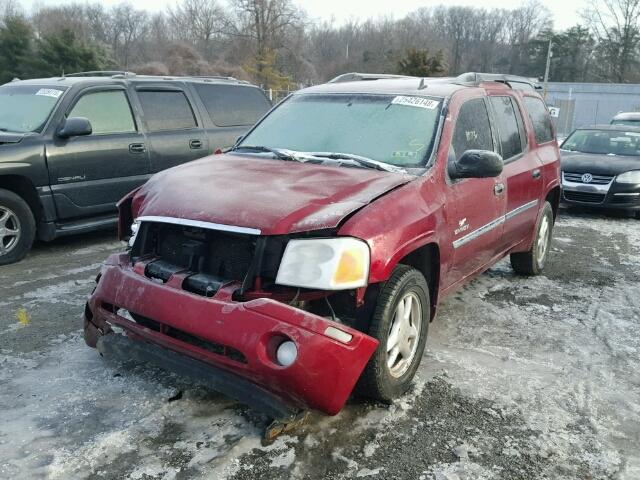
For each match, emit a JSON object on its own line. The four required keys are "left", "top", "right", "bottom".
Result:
{"left": 391, "top": 96, "right": 439, "bottom": 109}
{"left": 35, "top": 88, "right": 63, "bottom": 99}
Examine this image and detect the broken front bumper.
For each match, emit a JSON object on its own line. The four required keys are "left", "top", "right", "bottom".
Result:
{"left": 84, "top": 254, "right": 378, "bottom": 416}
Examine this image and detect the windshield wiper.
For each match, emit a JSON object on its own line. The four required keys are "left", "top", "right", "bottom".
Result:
{"left": 232, "top": 145, "right": 303, "bottom": 162}
{"left": 307, "top": 152, "right": 405, "bottom": 173}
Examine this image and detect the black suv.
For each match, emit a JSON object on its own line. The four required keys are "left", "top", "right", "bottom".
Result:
{"left": 0, "top": 71, "right": 271, "bottom": 264}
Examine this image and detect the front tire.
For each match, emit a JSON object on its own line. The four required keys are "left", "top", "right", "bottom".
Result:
{"left": 357, "top": 265, "right": 430, "bottom": 403}
{"left": 510, "top": 201, "right": 554, "bottom": 276}
{"left": 0, "top": 189, "right": 36, "bottom": 266}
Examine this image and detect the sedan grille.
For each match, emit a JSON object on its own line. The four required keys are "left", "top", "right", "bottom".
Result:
{"left": 563, "top": 190, "right": 606, "bottom": 204}
{"left": 563, "top": 172, "right": 613, "bottom": 185}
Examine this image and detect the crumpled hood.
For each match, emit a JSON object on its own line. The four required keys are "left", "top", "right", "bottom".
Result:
{"left": 0, "top": 132, "right": 24, "bottom": 145}
{"left": 134, "top": 154, "right": 413, "bottom": 235}
{"left": 561, "top": 151, "right": 640, "bottom": 176}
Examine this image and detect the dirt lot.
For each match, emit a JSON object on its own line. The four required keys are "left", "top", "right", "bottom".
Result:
{"left": 0, "top": 207, "right": 638, "bottom": 480}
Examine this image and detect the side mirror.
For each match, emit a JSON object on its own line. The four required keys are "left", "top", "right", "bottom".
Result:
{"left": 448, "top": 150, "right": 503, "bottom": 180}
{"left": 57, "top": 117, "right": 92, "bottom": 139}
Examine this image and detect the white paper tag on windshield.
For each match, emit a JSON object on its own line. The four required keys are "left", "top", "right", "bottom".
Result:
{"left": 391, "top": 96, "right": 439, "bottom": 109}
{"left": 35, "top": 88, "right": 63, "bottom": 99}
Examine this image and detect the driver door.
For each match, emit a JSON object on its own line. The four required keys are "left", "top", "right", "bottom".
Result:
{"left": 46, "top": 86, "right": 150, "bottom": 220}
{"left": 444, "top": 97, "right": 507, "bottom": 288}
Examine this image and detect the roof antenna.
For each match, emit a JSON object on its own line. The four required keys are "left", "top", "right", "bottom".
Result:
{"left": 418, "top": 78, "right": 427, "bottom": 90}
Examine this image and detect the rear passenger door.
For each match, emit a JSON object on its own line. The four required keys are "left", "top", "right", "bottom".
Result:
{"left": 133, "top": 85, "right": 209, "bottom": 172}
{"left": 488, "top": 95, "right": 542, "bottom": 251}
{"left": 189, "top": 83, "right": 271, "bottom": 151}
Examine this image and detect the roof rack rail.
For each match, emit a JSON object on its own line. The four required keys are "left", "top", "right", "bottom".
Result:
{"left": 328, "top": 72, "right": 413, "bottom": 83}
{"left": 65, "top": 71, "right": 137, "bottom": 78}
{"left": 455, "top": 72, "right": 542, "bottom": 90}
{"left": 183, "top": 75, "right": 250, "bottom": 84}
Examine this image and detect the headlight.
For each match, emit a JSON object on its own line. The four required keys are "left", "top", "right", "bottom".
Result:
{"left": 128, "top": 220, "right": 140, "bottom": 248}
{"left": 275, "top": 237, "right": 370, "bottom": 290}
{"left": 616, "top": 170, "right": 640, "bottom": 184}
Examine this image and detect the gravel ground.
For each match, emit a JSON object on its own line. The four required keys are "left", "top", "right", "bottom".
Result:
{"left": 0, "top": 207, "right": 638, "bottom": 480}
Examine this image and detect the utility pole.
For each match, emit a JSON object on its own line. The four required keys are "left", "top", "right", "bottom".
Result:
{"left": 543, "top": 38, "right": 553, "bottom": 99}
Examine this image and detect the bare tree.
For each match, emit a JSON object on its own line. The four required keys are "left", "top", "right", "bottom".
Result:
{"left": 107, "top": 4, "right": 149, "bottom": 68}
{"left": 583, "top": 0, "right": 640, "bottom": 82}
{"left": 167, "top": 0, "right": 226, "bottom": 59}
{"left": 0, "top": 0, "right": 21, "bottom": 24}
{"left": 505, "top": 0, "right": 553, "bottom": 74}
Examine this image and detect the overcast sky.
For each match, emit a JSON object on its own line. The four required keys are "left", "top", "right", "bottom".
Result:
{"left": 25, "top": 0, "right": 588, "bottom": 31}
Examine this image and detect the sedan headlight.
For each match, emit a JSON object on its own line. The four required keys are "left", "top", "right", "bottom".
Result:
{"left": 616, "top": 170, "right": 640, "bottom": 184}
{"left": 275, "top": 238, "right": 370, "bottom": 290}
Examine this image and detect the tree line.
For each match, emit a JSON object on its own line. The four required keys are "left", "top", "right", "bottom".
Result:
{"left": 1, "top": 0, "right": 639, "bottom": 88}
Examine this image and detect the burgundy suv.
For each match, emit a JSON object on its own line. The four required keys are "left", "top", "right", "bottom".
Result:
{"left": 84, "top": 72, "right": 561, "bottom": 420}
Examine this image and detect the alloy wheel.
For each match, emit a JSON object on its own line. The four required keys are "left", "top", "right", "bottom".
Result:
{"left": 386, "top": 291, "right": 422, "bottom": 378}
{"left": 0, "top": 205, "right": 21, "bottom": 256}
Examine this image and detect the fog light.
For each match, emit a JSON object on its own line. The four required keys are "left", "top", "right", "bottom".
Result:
{"left": 276, "top": 340, "right": 297, "bottom": 367}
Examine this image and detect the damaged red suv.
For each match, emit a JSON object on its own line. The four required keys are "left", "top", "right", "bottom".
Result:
{"left": 84, "top": 72, "right": 560, "bottom": 421}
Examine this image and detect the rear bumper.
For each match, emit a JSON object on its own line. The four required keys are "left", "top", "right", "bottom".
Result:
{"left": 84, "top": 254, "right": 378, "bottom": 416}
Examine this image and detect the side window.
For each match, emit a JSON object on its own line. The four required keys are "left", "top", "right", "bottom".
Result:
{"left": 68, "top": 90, "right": 136, "bottom": 135}
{"left": 489, "top": 96, "right": 522, "bottom": 160}
{"left": 451, "top": 98, "right": 493, "bottom": 161}
{"left": 137, "top": 90, "right": 197, "bottom": 131}
{"left": 193, "top": 84, "right": 271, "bottom": 127}
{"left": 523, "top": 96, "right": 554, "bottom": 144}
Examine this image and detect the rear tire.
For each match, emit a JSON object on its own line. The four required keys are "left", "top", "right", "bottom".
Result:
{"left": 357, "top": 265, "right": 430, "bottom": 403}
{"left": 0, "top": 188, "right": 36, "bottom": 266}
{"left": 510, "top": 201, "right": 554, "bottom": 276}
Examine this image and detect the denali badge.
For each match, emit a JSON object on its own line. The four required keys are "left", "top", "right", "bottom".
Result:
{"left": 581, "top": 173, "right": 594, "bottom": 183}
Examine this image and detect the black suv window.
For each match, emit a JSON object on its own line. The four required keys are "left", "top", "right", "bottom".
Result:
{"left": 451, "top": 98, "right": 493, "bottom": 161}
{"left": 489, "top": 96, "right": 523, "bottom": 160}
{"left": 137, "top": 90, "right": 197, "bottom": 131}
{"left": 193, "top": 84, "right": 271, "bottom": 127}
{"left": 523, "top": 97, "right": 554, "bottom": 144}
{"left": 69, "top": 90, "right": 136, "bottom": 135}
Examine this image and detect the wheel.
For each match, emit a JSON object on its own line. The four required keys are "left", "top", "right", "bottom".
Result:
{"left": 357, "top": 264, "right": 430, "bottom": 402}
{"left": 510, "top": 201, "right": 554, "bottom": 276}
{"left": 0, "top": 189, "right": 36, "bottom": 265}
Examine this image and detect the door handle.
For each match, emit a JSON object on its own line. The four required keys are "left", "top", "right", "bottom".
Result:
{"left": 190, "top": 139, "right": 203, "bottom": 150}
{"left": 494, "top": 183, "right": 505, "bottom": 195}
{"left": 129, "top": 143, "right": 146, "bottom": 154}
{"left": 532, "top": 169, "right": 541, "bottom": 179}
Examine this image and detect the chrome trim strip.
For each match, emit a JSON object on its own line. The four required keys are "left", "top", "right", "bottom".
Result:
{"left": 453, "top": 216, "right": 505, "bottom": 249}
{"left": 505, "top": 199, "right": 538, "bottom": 220}
{"left": 136, "top": 216, "right": 262, "bottom": 235}
{"left": 453, "top": 199, "right": 539, "bottom": 249}
{"left": 613, "top": 192, "right": 640, "bottom": 196}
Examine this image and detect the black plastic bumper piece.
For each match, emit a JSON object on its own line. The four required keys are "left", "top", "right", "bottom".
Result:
{"left": 96, "top": 333, "right": 297, "bottom": 419}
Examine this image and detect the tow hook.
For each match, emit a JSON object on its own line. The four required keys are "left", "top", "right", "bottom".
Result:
{"left": 263, "top": 410, "right": 311, "bottom": 444}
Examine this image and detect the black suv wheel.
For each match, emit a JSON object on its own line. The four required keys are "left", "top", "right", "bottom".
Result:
{"left": 0, "top": 188, "right": 36, "bottom": 265}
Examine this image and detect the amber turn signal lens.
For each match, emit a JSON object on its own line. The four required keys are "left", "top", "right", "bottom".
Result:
{"left": 333, "top": 249, "right": 365, "bottom": 285}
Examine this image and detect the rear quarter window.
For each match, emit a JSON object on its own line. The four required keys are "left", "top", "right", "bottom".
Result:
{"left": 193, "top": 84, "right": 271, "bottom": 127}
{"left": 523, "top": 96, "right": 554, "bottom": 144}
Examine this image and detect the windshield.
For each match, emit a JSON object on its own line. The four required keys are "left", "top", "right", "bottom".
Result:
{"left": 238, "top": 93, "right": 442, "bottom": 168}
{"left": 0, "top": 85, "right": 67, "bottom": 133}
{"left": 561, "top": 129, "right": 640, "bottom": 156}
